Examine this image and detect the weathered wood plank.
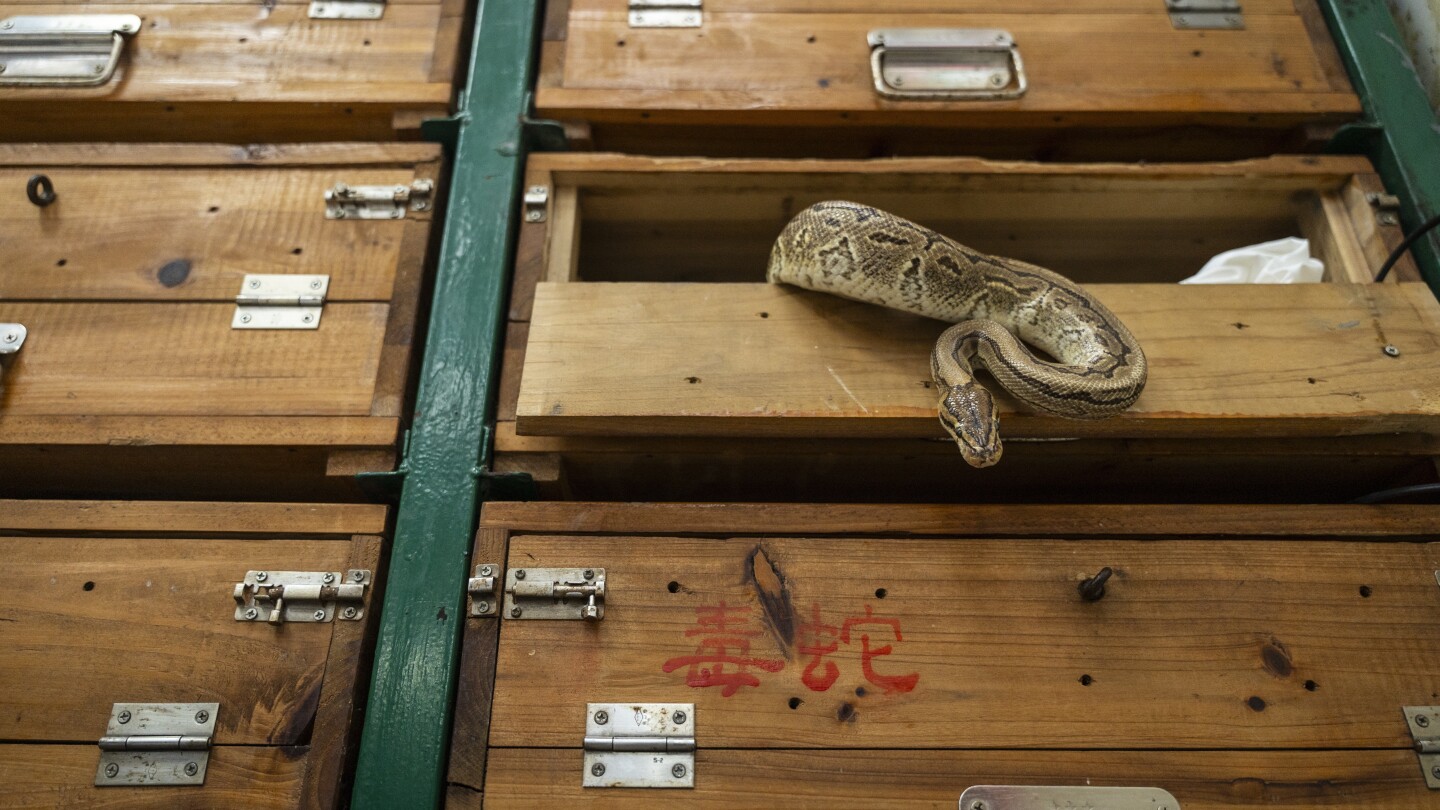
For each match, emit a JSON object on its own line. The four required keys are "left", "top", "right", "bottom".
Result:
{"left": 482, "top": 749, "right": 1432, "bottom": 809}
{"left": 0, "top": 501, "right": 386, "bottom": 535}
{"left": 516, "top": 282, "right": 1440, "bottom": 439}
{"left": 572, "top": 0, "right": 1299, "bottom": 13}
{"left": 491, "top": 536, "right": 1440, "bottom": 749}
{"left": 448, "top": 528, "right": 510, "bottom": 791}
{"left": 0, "top": 143, "right": 442, "bottom": 168}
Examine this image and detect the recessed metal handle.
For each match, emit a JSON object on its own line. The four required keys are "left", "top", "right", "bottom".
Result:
{"left": 0, "top": 15, "right": 141, "bottom": 87}
{"left": 868, "top": 28, "right": 1026, "bottom": 100}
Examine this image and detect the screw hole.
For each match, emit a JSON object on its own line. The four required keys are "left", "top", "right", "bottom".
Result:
{"left": 1359, "top": 585, "right": 1373, "bottom": 598}
{"left": 667, "top": 581, "right": 680, "bottom": 593}
{"left": 291, "top": 247, "right": 304, "bottom": 255}
{"left": 788, "top": 697, "right": 802, "bottom": 709}
{"left": 874, "top": 588, "right": 887, "bottom": 599}
{"left": 363, "top": 39, "right": 372, "bottom": 46}
{"left": 759, "top": 311, "right": 769, "bottom": 318}
{"left": 56, "top": 258, "right": 67, "bottom": 267}
{"left": 207, "top": 206, "right": 220, "bottom": 214}
{"left": 1079, "top": 674, "right": 1093, "bottom": 686}
{"left": 1304, "top": 680, "right": 1318, "bottom": 691}
{"left": 82, "top": 581, "right": 95, "bottom": 591}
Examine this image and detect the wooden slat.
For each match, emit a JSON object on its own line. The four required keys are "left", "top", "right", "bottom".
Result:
{"left": 0, "top": 416, "right": 398, "bottom": 447}
{"left": 516, "top": 282, "right": 1440, "bottom": 439}
{"left": 482, "top": 749, "right": 1431, "bottom": 809}
{"left": 0, "top": 500, "right": 386, "bottom": 535}
{"left": 0, "top": 537, "right": 353, "bottom": 744}
{"left": 572, "top": 0, "right": 1299, "bottom": 13}
{"left": 490, "top": 536, "right": 1440, "bottom": 749}
{"left": 0, "top": 745, "right": 305, "bottom": 809}
{"left": 481, "top": 502, "right": 1440, "bottom": 538}
{"left": 0, "top": 142, "right": 442, "bottom": 168}
{"left": 447, "top": 527, "right": 510, "bottom": 791}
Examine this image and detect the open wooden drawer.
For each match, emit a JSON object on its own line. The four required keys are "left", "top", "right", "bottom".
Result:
{"left": 495, "top": 153, "right": 1438, "bottom": 503}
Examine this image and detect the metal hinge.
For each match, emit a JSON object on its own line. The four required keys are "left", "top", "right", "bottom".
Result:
{"left": 523, "top": 185, "right": 549, "bottom": 222}
{"left": 0, "top": 14, "right": 141, "bottom": 87}
{"left": 233, "top": 569, "right": 369, "bottom": 624}
{"left": 468, "top": 563, "right": 499, "bottom": 617}
{"left": 232, "top": 274, "right": 329, "bottom": 330}
{"left": 95, "top": 703, "right": 217, "bottom": 787}
{"left": 1404, "top": 707, "right": 1440, "bottom": 788}
{"left": 1368, "top": 192, "right": 1402, "bottom": 226}
{"left": 960, "top": 786, "right": 1180, "bottom": 809}
{"left": 584, "top": 703, "right": 694, "bottom": 788}
{"left": 1164, "top": 0, "right": 1243, "bottom": 29}
{"left": 325, "top": 179, "right": 433, "bottom": 220}
{"left": 504, "top": 567, "right": 605, "bottom": 621}
{"left": 629, "top": 0, "right": 702, "bottom": 28}
{"left": 868, "top": 29, "right": 1026, "bottom": 100}
{"left": 309, "top": 1, "right": 385, "bottom": 20}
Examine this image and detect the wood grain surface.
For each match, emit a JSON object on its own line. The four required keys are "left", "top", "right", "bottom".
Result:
{"left": 0, "top": 500, "right": 386, "bottom": 535}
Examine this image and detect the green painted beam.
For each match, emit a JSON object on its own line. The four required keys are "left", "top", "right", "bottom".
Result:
{"left": 1319, "top": 0, "right": 1440, "bottom": 291}
{"left": 350, "top": 0, "right": 542, "bottom": 806}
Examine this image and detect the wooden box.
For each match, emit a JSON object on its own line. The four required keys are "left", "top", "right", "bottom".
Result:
{"left": 495, "top": 153, "right": 1439, "bottom": 503}
{"left": 451, "top": 501, "right": 1440, "bottom": 808}
{"left": 0, "top": 499, "right": 387, "bottom": 808}
{"left": 0, "top": 0, "right": 465, "bottom": 142}
{"left": 538, "top": 0, "right": 1361, "bottom": 159}
{"left": 0, "top": 144, "right": 441, "bottom": 500}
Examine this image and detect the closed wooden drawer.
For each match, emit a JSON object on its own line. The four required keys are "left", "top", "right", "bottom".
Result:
{"left": 495, "top": 153, "right": 1438, "bottom": 503}
{"left": 0, "top": 499, "right": 387, "bottom": 808}
{"left": 451, "top": 501, "right": 1440, "bottom": 808}
{"left": 0, "top": 0, "right": 465, "bottom": 142}
{"left": 539, "top": 0, "right": 1360, "bottom": 159}
{"left": 0, "top": 144, "right": 440, "bottom": 500}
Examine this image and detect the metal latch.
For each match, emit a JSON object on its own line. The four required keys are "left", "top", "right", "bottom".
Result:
{"left": 95, "top": 703, "right": 217, "bottom": 787}
{"left": 1368, "top": 192, "right": 1402, "bottom": 226}
{"left": 523, "top": 185, "right": 549, "bottom": 223}
{"left": 504, "top": 567, "right": 605, "bottom": 621}
{"left": 325, "top": 179, "right": 433, "bottom": 220}
{"left": 1404, "top": 707, "right": 1440, "bottom": 788}
{"left": 468, "top": 562, "right": 499, "bottom": 617}
{"left": 0, "top": 15, "right": 141, "bottom": 87}
{"left": 959, "top": 786, "right": 1181, "bottom": 809}
{"left": 584, "top": 703, "right": 694, "bottom": 788}
{"left": 232, "top": 274, "right": 329, "bottom": 330}
{"left": 1165, "top": 0, "right": 1244, "bottom": 30}
{"left": 309, "top": 1, "right": 386, "bottom": 20}
{"left": 233, "top": 569, "right": 369, "bottom": 624}
{"left": 868, "top": 29, "right": 1026, "bottom": 100}
{"left": 629, "top": 0, "right": 702, "bottom": 28}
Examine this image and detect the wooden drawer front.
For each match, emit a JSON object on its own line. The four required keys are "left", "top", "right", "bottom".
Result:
{"left": 453, "top": 502, "right": 1440, "bottom": 808}
{"left": 0, "top": 500, "right": 387, "bottom": 809}
{"left": 0, "top": 145, "right": 439, "bottom": 496}
{"left": 540, "top": 0, "right": 1359, "bottom": 157}
{"left": 0, "top": 2, "right": 463, "bottom": 142}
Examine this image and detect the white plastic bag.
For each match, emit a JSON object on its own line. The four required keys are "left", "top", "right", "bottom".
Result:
{"left": 1179, "top": 237, "right": 1324, "bottom": 284}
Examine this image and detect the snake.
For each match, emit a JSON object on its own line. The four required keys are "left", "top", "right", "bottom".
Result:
{"left": 766, "top": 201, "right": 1148, "bottom": 468}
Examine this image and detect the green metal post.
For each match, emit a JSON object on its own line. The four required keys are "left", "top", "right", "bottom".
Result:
{"left": 1318, "top": 0, "right": 1440, "bottom": 291}
{"left": 350, "top": 0, "right": 542, "bottom": 805}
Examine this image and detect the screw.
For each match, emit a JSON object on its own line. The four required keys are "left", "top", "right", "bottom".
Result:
{"left": 323, "top": 573, "right": 336, "bottom": 584}
{"left": 514, "top": 569, "right": 526, "bottom": 580}
{"left": 526, "top": 210, "right": 542, "bottom": 222}
{"left": 4, "top": 332, "right": 16, "bottom": 343}
{"left": 591, "top": 763, "right": 606, "bottom": 777}
{"left": 302, "top": 314, "right": 314, "bottom": 324}
{"left": 352, "top": 571, "right": 365, "bottom": 582}
{"left": 672, "top": 710, "right": 687, "bottom": 724}
{"left": 255, "top": 571, "right": 268, "bottom": 582}
{"left": 195, "top": 710, "right": 209, "bottom": 724}
{"left": 1379, "top": 212, "right": 1399, "bottom": 225}
{"left": 104, "top": 763, "right": 119, "bottom": 778}
{"left": 342, "top": 606, "right": 358, "bottom": 619}
{"left": 970, "top": 802, "right": 988, "bottom": 810}
{"left": 240, "top": 313, "right": 252, "bottom": 324}
{"left": 1, "top": 21, "right": 13, "bottom": 29}
{"left": 249, "top": 279, "right": 261, "bottom": 289}
{"left": 594, "top": 710, "right": 609, "bottom": 725}
{"left": 313, "top": 609, "right": 327, "bottom": 620}
{"left": 245, "top": 607, "right": 258, "bottom": 619}
{"left": 1432, "top": 765, "right": 1440, "bottom": 780}
{"left": 334, "top": 210, "right": 347, "bottom": 219}
{"left": 510, "top": 606, "right": 523, "bottom": 618}
{"left": 672, "top": 763, "right": 687, "bottom": 779}
{"left": 584, "top": 569, "right": 595, "bottom": 580}
{"left": 990, "top": 74, "right": 1005, "bottom": 86}
{"left": 1079, "top": 567, "right": 1114, "bottom": 602}
{"left": 117, "top": 710, "right": 132, "bottom": 724}
{"left": 310, "top": 279, "right": 322, "bottom": 290}
{"left": 184, "top": 761, "right": 199, "bottom": 777}
{"left": 121, "top": 23, "right": 133, "bottom": 32}
{"left": 1384, "top": 344, "right": 1401, "bottom": 357}
{"left": 1418, "top": 714, "right": 1432, "bottom": 728}
{"left": 0, "top": 66, "right": 6, "bottom": 75}
{"left": 891, "top": 75, "right": 904, "bottom": 86}
{"left": 480, "top": 565, "right": 493, "bottom": 577}
{"left": 530, "top": 186, "right": 546, "bottom": 195}
{"left": 476, "top": 601, "right": 490, "bottom": 613}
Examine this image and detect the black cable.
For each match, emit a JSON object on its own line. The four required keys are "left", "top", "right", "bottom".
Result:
{"left": 1352, "top": 482, "right": 1440, "bottom": 504}
{"left": 1374, "top": 212, "right": 1440, "bottom": 282}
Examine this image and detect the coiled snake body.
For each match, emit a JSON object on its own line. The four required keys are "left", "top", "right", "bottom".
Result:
{"left": 767, "top": 201, "right": 1148, "bottom": 468}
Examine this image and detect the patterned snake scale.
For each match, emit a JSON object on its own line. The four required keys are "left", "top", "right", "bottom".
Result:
{"left": 767, "top": 201, "right": 1148, "bottom": 468}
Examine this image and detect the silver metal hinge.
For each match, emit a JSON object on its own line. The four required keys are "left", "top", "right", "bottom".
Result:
{"left": 504, "top": 567, "right": 605, "bottom": 621}
{"left": 868, "top": 29, "right": 1026, "bottom": 100}
{"left": 584, "top": 703, "right": 695, "bottom": 788}
{"left": 959, "top": 786, "right": 1181, "bottom": 809}
{"left": 95, "top": 703, "right": 217, "bottom": 787}
{"left": 309, "top": 1, "right": 386, "bottom": 20}
{"left": 523, "top": 185, "right": 549, "bottom": 222}
{"left": 325, "top": 179, "right": 433, "bottom": 220}
{"left": 233, "top": 569, "right": 369, "bottom": 624}
{"left": 629, "top": 0, "right": 702, "bottom": 28}
{"left": 0, "top": 14, "right": 141, "bottom": 87}
{"left": 469, "top": 563, "right": 499, "bottom": 617}
{"left": 232, "top": 274, "right": 329, "bottom": 330}
{"left": 1368, "top": 192, "right": 1402, "bottom": 226}
{"left": 1404, "top": 707, "right": 1440, "bottom": 788}
{"left": 1165, "top": 0, "right": 1243, "bottom": 29}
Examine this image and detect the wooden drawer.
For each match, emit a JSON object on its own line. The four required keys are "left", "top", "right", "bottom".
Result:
{"left": 0, "top": 144, "right": 440, "bottom": 500}
{"left": 538, "top": 0, "right": 1360, "bottom": 159}
{"left": 0, "top": 0, "right": 465, "bottom": 142}
{"left": 451, "top": 501, "right": 1440, "bottom": 808}
{"left": 495, "top": 153, "right": 1439, "bottom": 503}
{"left": 0, "top": 499, "right": 387, "bottom": 808}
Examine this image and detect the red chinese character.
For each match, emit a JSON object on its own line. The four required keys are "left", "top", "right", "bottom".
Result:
{"left": 661, "top": 601, "right": 785, "bottom": 697}
{"left": 796, "top": 602, "right": 840, "bottom": 692}
{"left": 840, "top": 603, "right": 920, "bottom": 694}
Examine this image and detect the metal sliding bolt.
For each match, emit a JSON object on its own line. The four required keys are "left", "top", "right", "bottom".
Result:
{"left": 1078, "top": 567, "right": 1113, "bottom": 602}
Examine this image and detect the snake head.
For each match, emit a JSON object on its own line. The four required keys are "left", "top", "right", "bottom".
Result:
{"left": 939, "top": 382, "right": 1003, "bottom": 468}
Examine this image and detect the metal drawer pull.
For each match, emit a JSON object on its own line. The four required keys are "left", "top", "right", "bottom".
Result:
{"left": 0, "top": 15, "right": 141, "bottom": 87}
{"left": 868, "top": 29, "right": 1025, "bottom": 100}
{"left": 960, "top": 785, "right": 1180, "bottom": 809}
